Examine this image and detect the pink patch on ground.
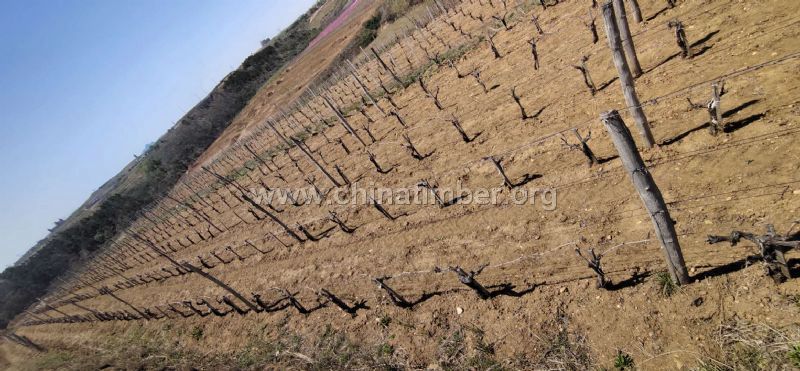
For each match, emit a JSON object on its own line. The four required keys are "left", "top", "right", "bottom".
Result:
{"left": 307, "top": 0, "right": 361, "bottom": 50}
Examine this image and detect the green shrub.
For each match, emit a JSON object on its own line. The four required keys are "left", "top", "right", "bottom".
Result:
{"left": 789, "top": 344, "right": 800, "bottom": 367}
{"left": 655, "top": 272, "right": 678, "bottom": 297}
{"left": 613, "top": 350, "right": 635, "bottom": 370}
{"left": 190, "top": 326, "right": 204, "bottom": 341}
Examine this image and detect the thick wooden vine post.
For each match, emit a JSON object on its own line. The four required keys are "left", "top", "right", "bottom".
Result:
{"left": 602, "top": 2, "right": 655, "bottom": 148}
{"left": 611, "top": 0, "right": 642, "bottom": 77}
{"left": 601, "top": 110, "right": 690, "bottom": 285}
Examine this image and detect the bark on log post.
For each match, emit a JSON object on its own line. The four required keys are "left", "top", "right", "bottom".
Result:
{"left": 601, "top": 110, "right": 690, "bottom": 284}
{"left": 291, "top": 137, "right": 342, "bottom": 187}
{"left": 611, "top": 0, "right": 643, "bottom": 77}
{"left": 602, "top": 2, "right": 655, "bottom": 148}
{"left": 628, "top": 0, "right": 643, "bottom": 23}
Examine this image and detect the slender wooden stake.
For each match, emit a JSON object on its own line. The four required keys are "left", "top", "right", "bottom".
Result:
{"left": 346, "top": 60, "right": 385, "bottom": 115}
{"left": 371, "top": 47, "right": 403, "bottom": 86}
{"left": 322, "top": 95, "right": 367, "bottom": 146}
{"left": 602, "top": 2, "right": 655, "bottom": 148}
{"left": 628, "top": 0, "right": 643, "bottom": 23}
{"left": 265, "top": 119, "right": 292, "bottom": 148}
{"left": 292, "top": 138, "right": 342, "bottom": 187}
{"left": 601, "top": 110, "right": 690, "bottom": 284}
{"left": 611, "top": 0, "right": 642, "bottom": 77}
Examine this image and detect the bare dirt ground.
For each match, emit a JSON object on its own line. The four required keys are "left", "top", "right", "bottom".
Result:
{"left": 6, "top": 0, "right": 800, "bottom": 369}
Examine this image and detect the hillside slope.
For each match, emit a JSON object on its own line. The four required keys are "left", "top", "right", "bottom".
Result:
{"left": 0, "top": 0, "right": 347, "bottom": 330}
{"left": 3, "top": 0, "right": 800, "bottom": 369}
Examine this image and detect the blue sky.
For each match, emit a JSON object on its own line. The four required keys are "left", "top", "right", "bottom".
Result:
{"left": 0, "top": 0, "right": 316, "bottom": 269}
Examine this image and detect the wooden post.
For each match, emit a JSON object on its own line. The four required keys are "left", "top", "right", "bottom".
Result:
{"left": 371, "top": 47, "right": 403, "bottom": 86}
{"left": 322, "top": 95, "right": 367, "bottom": 147}
{"left": 291, "top": 138, "right": 342, "bottom": 187}
{"left": 627, "top": 0, "right": 643, "bottom": 23}
{"left": 602, "top": 2, "right": 655, "bottom": 148}
{"left": 346, "top": 60, "right": 385, "bottom": 115}
{"left": 611, "top": 0, "right": 642, "bottom": 77}
{"left": 265, "top": 119, "right": 292, "bottom": 148}
{"left": 601, "top": 110, "right": 690, "bottom": 285}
